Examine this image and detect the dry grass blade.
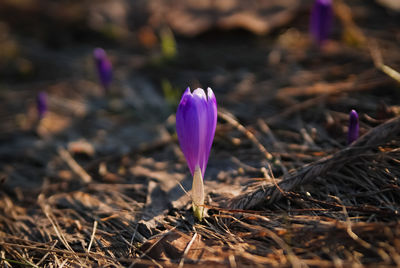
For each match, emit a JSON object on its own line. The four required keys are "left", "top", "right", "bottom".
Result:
{"left": 369, "top": 40, "right": 400, "bottom": 84}
{"left": 178, "top": 232, "right": 198, "bottom": 268}
{"left": 230, "top": 216, "right": 305, "bottom": 268}
{"left": 38, "top": 194, "right": 86, "bottom": 267}
{"left": 58, "top": 147, "right": 92, "bottom": 183}
{"left": 87, "top": 221, "right": 98, "bottom": 254}
{"left": 35, "top": 240, "right": 58, "bottom": 266}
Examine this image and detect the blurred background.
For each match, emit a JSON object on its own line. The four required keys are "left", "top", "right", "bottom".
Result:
{"left": 0, "top": 0, "right": 399, "bottom": 185}
{"left": 0, "top": 0, "right": 399, "bottom": 188}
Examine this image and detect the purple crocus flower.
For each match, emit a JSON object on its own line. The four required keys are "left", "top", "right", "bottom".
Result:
{"left": 176, "top": 87, "right": 217, "bottom": 177}
{"left": 36, "top": 91, "right": 47, "bottom": 119}
{"left": 93, "top": 48, "right": 112, "bottom": 91}
{"left": 348, "top": 109, "right": 359, "bottom": 144}
{"left": 176, "top": 87, "right": 217, "bottom": 220}
{"left": 310, "top": 0, "right": 333, "bottom": 45}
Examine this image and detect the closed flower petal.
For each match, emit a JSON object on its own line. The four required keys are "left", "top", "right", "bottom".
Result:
{"left": 202, "top": 87, "right": 217, "bottom": 174}
{"left": 348, "top": 109, "right": 359, "bottom": 144}
{"left": 176, "top": 87, "right": 217, "bottom": 177}
{"left": 176, "top": 88, "right": 201, "bottom": 175}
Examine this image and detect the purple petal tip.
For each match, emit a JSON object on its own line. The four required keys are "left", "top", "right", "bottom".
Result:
{"left": 93, "top": 48, "right": 106, "bottom": 60}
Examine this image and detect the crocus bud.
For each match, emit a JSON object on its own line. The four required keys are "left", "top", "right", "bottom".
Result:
{"left": 93, "top": 48, "right": 112, "bottom": 91}
{"left": 310, "top": 0, "right": 333, "bottom": 46}
{"left": 36, "top": 91, "right": 47, "bottom": 119}
{"left": 176, "top": 87, "right": 217, "bottom": 220}
{"left": 348, "top": 109, "right": 359, "bottom": 144}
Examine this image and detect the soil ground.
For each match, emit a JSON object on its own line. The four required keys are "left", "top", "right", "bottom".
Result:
{"left": 1, "top": 0, "right": 400, "bottom": 267}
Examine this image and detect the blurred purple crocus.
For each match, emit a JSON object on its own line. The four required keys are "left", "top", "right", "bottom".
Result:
{"left": 310, "top": 0, "right": 333, "bottom": 45}
{"left": 176, "top": 87, "right": 217, "bottom": 220}
{"left": 348, "top": 109, "right": 359, "bottom": 144}
{"left": 36, "top": 91, "right": 47, "bottom": 119}
{"left": 93, "top": 48, "right": 112, "bottom": 91}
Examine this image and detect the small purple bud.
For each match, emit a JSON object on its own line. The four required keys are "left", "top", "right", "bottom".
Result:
{"left": 93, "top": 48, "right": 112, "bottom": 91}
{"left": 348, "top": 109, "right": 359, "bottom": 144}
{"left": 176, "top": 87, "right": 217, "bottom": 178}
{"left": 36, "top": 91, "right": 47, "bottom": 119}
{"left": 310, "top": 0, "right": 333, "bottom": 46}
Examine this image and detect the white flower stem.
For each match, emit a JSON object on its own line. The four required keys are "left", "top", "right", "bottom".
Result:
{"left": 192, "top": 166, "right": 205, "bottom": 221}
